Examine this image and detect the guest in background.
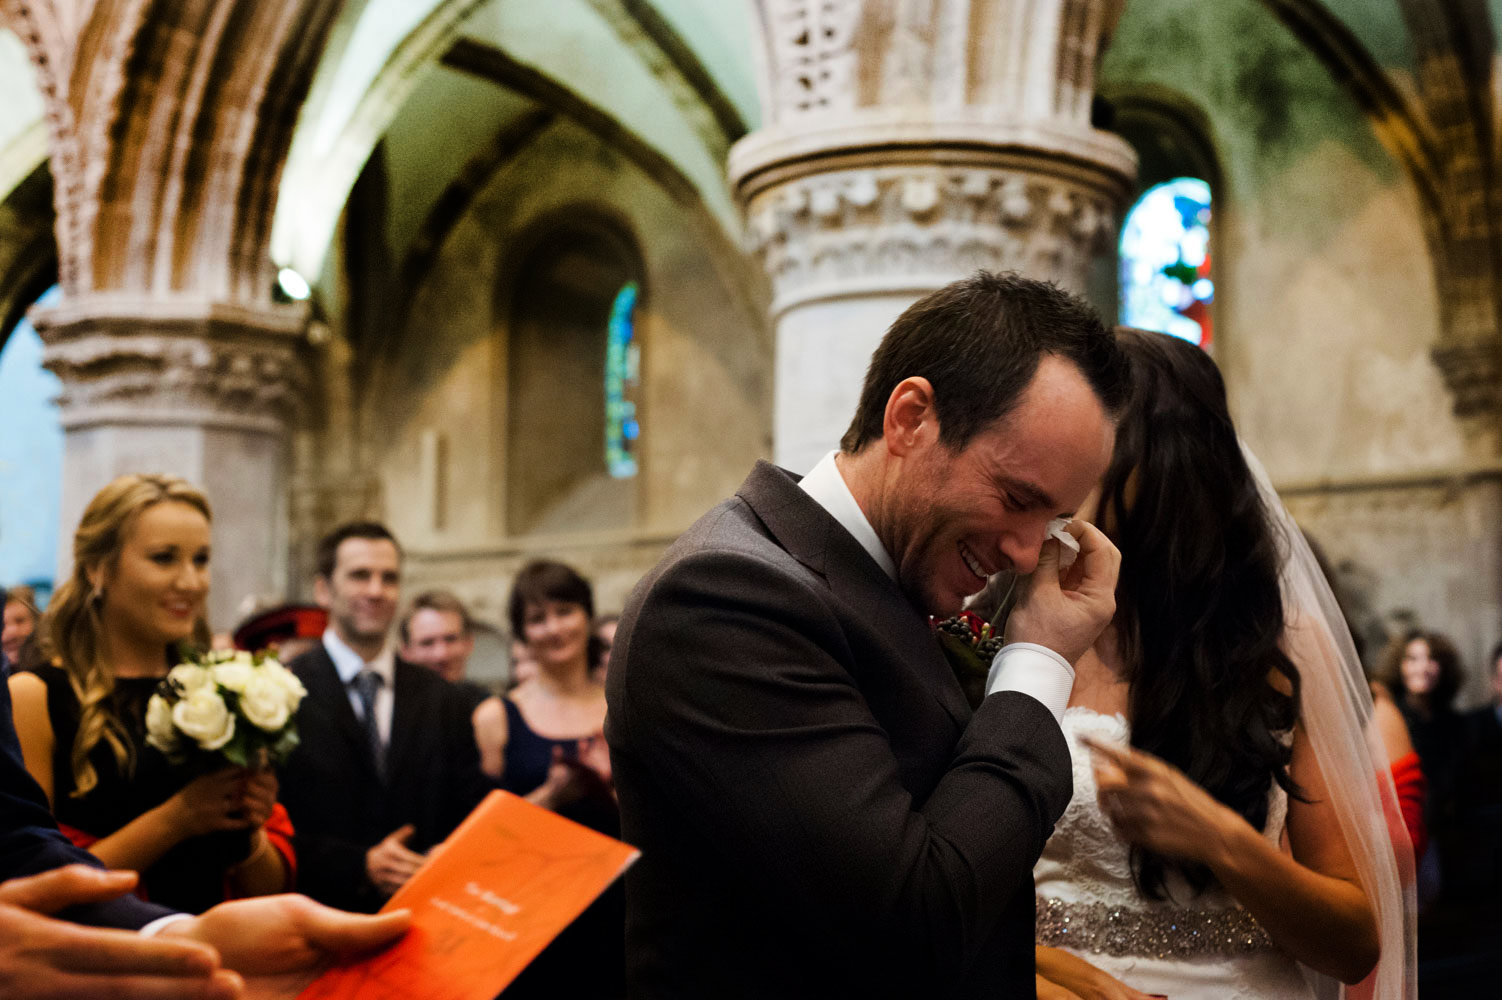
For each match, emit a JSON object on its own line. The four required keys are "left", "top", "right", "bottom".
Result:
{"left": 276, "top": 522, "right": 486, "bottom": 913}
{"left": 0, "top": 668, "right": 411, "bottom": 1000}
{"left": 232, "top": 602, "right": 328, "bottom": 664}
{"left": 593, "top": 613, "right": 620, "bottom": 682}
{"left": 484, "top": 559, "right": 620, "bottom": 998}
{"left": 7, "top": 475, "right": 293, "bottom": 914}
{"left": 398, "top": 590, "right": 489, "bottom": 712}
{"left": 508, "top": 634, "right": 538, "bottom": 688}
{"left": 1376, "top": 628, "right": 1464, "bottom": 907}
{"left": 1451, "top": 644, "right": 1502, "bottom": 911}
{"left": 2, "top": 585, "right": 39, "bottom": 668}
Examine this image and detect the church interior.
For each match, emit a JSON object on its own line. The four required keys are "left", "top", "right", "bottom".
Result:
{"left": 2, "top": 0, "right": 1502, "bottom": 992}
{"left": 4, "top": 0, "right": 1497, "bottom": 701}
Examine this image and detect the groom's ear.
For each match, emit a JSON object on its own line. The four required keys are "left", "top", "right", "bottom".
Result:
{"left": 883, "top": 377, "right": 939, "bottom": 458}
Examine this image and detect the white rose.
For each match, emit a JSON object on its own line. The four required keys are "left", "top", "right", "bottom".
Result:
{"left": 211, "top": 659, "right": 255, "bottom": 693}
{"left": 260, "top": 660, "right": 307, "bottom": 711}
{"left": 144, "top": 694, "right": 179, "bottom": 752}
{"left": 240, "top": 673, "right": 292, "bottom": 732}
{"left": 167, "top": 663, "right": 212, "bottom": 695}
{"left": 172, "top": 688, "right": 236, "bottom": 750}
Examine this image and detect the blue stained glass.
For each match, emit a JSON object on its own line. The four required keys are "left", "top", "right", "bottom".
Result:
{"left": 605, "top": 282, "right": 641, "bottom": 479}
{"left": 1119, "top": 178, "right": 1213, "bottom": 347}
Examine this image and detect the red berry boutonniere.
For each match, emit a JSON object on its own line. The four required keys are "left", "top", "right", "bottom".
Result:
{"left": 930, "top": 609, "right": 1005, "bottom": 709}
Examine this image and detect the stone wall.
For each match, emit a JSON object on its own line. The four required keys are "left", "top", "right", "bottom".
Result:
{"left": 359, "top": 116, "right": 768, "bottom": 625}
{"left": 1103, "top": 0, "right": 1499, "bottom": 701}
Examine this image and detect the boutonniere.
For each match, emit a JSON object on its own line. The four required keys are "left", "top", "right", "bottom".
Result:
{"left": 931, "top": 610, "right": 1004, "bottom": 710}
{"left": 931, "top": 519, "right": 1080, "bottom": 708}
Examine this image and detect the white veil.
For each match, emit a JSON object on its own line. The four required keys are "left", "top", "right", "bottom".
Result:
{"left": 1241, "top": 444, "right": 1417, "bottom": 1000}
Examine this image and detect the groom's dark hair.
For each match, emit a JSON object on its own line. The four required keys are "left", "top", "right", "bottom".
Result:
{"left": 840, "top": 271, "right": 1128, "bottom": 454}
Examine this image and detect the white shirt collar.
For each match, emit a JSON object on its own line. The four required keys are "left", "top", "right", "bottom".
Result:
{"left": 322, "top": 627, "right": 394, "bottom": 687}
{"left": 798, "top": 450, "right": 898, "bottom": 581}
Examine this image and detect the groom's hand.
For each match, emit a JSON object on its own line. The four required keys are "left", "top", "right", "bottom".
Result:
{"left": 1007, "top": 520, "right": 1119, "bottom": 665}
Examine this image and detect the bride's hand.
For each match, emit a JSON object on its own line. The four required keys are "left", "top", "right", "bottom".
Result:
{"left": 1035, "top": 946, "right": 1161, "bottom": 1000}
{"left": 1080, "top": 735, "right": 1240, "bottom": 869}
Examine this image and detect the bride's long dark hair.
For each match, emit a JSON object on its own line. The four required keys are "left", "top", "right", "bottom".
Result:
{"left": 1103, "top": 328, "right": 1301, "bottom": 900}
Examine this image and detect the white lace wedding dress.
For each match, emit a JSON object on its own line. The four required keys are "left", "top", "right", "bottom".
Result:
{"left": 1033, "top": 708, "right": 1317, "bottom": 999}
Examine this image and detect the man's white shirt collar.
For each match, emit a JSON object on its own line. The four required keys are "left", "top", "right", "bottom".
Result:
{"left": 797, "top": 449, "right": 1073, "bottom": 726}
{"left": 322, "top": 627, "right": 394, "bottom": 687}
{"left": 798, "top": 450, "right": 898, "bottom": 581}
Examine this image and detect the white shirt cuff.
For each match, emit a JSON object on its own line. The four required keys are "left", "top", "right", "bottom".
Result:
{"left": 139, "top": 913, "right": 193, "bottom": 937}
{"left": 985, "top": 642, "right": 1075, "bottom": 725}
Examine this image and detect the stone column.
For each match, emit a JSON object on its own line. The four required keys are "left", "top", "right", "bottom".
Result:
{"left": 0, "top": 0, "right": 342, "bottom": 626}
{"left": 34, "top": 297, "right": 306, "bottom": 626}
{"left": 731, "top": 0, "right": 1136, "bottom": 472}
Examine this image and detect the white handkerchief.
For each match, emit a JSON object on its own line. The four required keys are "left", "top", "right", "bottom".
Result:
{"left": 1045, "top": 517, "right": 1080, "bottom": 570}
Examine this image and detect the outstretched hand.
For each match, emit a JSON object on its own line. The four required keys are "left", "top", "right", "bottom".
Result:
{"left": 168, "top": 894, "right": 410, "bottom": 998}
{"left": 0, "top": 865, "right": 242, "bottom": 999}
{"left": 1008, "top": 520, "right": 1120, "bottom": 664}
{"left": 366, "top": 824, "right": 426, "bottom": 896}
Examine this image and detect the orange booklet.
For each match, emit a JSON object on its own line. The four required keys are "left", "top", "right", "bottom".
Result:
{"left": 298, "top": 790, "right": 639, "bottom": 1000}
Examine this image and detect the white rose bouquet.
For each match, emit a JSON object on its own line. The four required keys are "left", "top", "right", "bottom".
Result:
{"left": 145, "top": 648, "right": 307, "bottom": 768}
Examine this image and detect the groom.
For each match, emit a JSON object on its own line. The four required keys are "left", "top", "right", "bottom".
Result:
{"left": 606, "top": 272, "right": 1129, "bottom": 998}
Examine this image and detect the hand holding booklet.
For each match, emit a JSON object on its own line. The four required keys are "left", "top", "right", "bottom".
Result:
{"left": 296, "top": 790, "right": 639, "bottom": 1000}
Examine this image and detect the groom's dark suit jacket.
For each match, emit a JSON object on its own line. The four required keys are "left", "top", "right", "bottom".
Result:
{"left": 277, "top": 646, "right": 487, "bottom": 913}
{"left": 606, "top": 462, "right": 1073, "bottom": 999}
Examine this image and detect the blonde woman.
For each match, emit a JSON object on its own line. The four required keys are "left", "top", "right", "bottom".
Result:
{"left": 8, "top": 475, "right": 293, "bottom": 913}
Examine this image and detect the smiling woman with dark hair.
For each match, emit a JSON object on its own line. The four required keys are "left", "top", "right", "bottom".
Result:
{"left": 468, "top": 558, "right": 621, "bottom": 998}
{"left": 1375, "top": 628, "right": 1466, "bottom": 909}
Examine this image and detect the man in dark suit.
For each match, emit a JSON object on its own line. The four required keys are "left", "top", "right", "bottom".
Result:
{"left": 1453, "top": 643, "right": 1502, "bottom": 903}
{"left": 607, "top": 273, "right": 1129, "bottom": 999}
{"left": 0, "top": 619, "right": 410, "bottom": 999}
{"left": 278, "top": 522, "right": 487, "bottom": 912}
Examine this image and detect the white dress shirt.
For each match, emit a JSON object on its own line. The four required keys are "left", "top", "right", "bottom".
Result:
{"left": 323, "top": 628, "right": 396, "bottom": 746}
{"left": 798, "top": 450, "right": 1075, "bottom": 724}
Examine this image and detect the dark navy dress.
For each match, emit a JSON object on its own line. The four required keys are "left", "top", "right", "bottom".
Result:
{"left": 498, "top": 696, "right": 623, "bottom": 999}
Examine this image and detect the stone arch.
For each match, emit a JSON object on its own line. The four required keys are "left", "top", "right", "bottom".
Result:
{"left": 1254, "top": 0, "right": 1501, "bottom": 424}
{"left": 0, "top": 160, "right": 54, "bottom": 350}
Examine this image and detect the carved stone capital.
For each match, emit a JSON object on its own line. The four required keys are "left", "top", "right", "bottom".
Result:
{"left": 1432, "top": 338, "right": 1502, "bottom": 420}
{"left": 742, "top": 154, "right": 1130, "bottom": 315}
{"left": 31, "top": 295, "right": 311, "bottom": 434}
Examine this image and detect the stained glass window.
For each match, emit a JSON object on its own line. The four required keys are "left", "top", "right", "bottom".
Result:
{"left": 604, "top": 281, "right": 641, "bottom": 479}
{"left": 1119, "top": 177, "right": 1213, "bottom": 347}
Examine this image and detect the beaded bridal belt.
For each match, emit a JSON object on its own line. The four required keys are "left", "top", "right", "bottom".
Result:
{"left": 1036, "top": 896, "right": 1273, "bottom": 959}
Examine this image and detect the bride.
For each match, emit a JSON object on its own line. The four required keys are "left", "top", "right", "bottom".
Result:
{"left": 1029, "top": 328, "right": 1415, "bottom": 1000}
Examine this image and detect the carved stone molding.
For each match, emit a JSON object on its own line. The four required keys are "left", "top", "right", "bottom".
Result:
{"left": 748, "top": 0, "right": 1126, "bottom": 128}
{"left": 32, "top": 296, "right": 310, "bottom": 434}
{"left": 744, "top": 158, "right": 1128, "bottom": 314}
{"left": 1432, "top": 337, "right": 1502, "bottom": 420}
{"left": 738, "top": 0, "right": 1137, "bottom": 469}
{"left": 735, "top": 0, "right": 1137, "bottom": 311}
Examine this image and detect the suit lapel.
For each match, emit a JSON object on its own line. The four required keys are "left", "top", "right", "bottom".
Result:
{"left": 737, "top": 461, "right": 970, "bottom": 733}
{"left": 385, "top": 660, "right": 423, "bottom": 783}
{"left": 302, "top": 647, "right": 378, "bottom": 781}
